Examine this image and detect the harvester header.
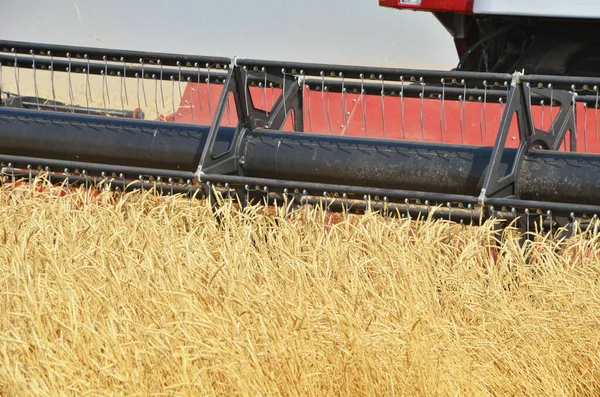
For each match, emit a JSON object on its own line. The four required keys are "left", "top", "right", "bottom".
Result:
{"left": 1, "top": 0, "right": 600, "bottom": 236}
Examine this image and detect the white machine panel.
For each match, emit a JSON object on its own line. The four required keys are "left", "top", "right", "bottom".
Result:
{"left": 474, "top": 0, "right": 600, "bottom": 19}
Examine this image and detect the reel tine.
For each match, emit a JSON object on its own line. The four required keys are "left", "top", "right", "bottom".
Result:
{"left": 30, "top": 50, "right": 40, "bottom": 110}
{"left": 12, "top": 48, "right": 22, "bottom": 106}
{"left": 400, "top": 76, "right": 405, "bottom": 139}
{"left": 261, "top": 67, "right": 267, "bottom": 116}
{"left": 140, "top": 58, "right": 148, "bottom": 107}
{"left": 244, "top": 66, "right": 250, "bottom": 119}
{"left": 0, "top": 59, "right": 3, "bottom": 105}
{"left": 170, "top": 75, "right": 176, "bottom": 122}
{"left": 306, "top": 84, "right": 313, "bottom": 132}
{"left": 136, "top": 72, "right": 142, "bottom": 113}
{"left": 360, "top": 74, "right": 368, "bottom": 137}
{"left": 440, "top": 78, "right": 446, "bottom": 142}
{"left": 122, "top": 57, "right": 130, "bottom": 106}
{"left": 206, "top": 63, "right": 213, "bottom": 121}
{"left": 541, "top": 98, "right": 545, "bottom": 131}
{"left": 177, "top": 61, "right": 182, "bottom": 112}
{"left": 584, "top": 102, "right": 588, "bottom": 152}
{"left": 187, "top": 76, "right": 194, "bottom": 124}
{"left": 459, "top": 79, "right": 466, "bottom": 144}
{"left": 264, "top": 186, "right": 269, "bottom": 212}
{"left": 340, "top": 72, "right": 348, "bottom": 135}
{"left": 158, "top": 59, "right": 165, "bottom": 108}
{"left": 270, "top": 82, "right": 275, "bottom": 118}
{"left": 118, "top": 70, "right": 125, "bottom": 114}
{"left": 320, "top": 71, "right": 327, "bottom": 130}
{"left": 66, "top": 52, "right": 75, "bottom": 113}
{"left": 49, "top": 52, "right": 57, "bottom": 109}
{"left": 326, "top": 84, "right": 332, "bottom": 134}
{"left": 595, "top": 85, "right": 599, "bottom": 140}
{"left": 85, "top": 54, "right": 92, "bottom": 114}
{"left": 482, "top": 80, "right": 489, "bottom": 144}
{"left": 380, "top": 74, "right": 386, "bottom": 139}
{"left": 103, "top": 56, "right": 111, "bottom": 106}
{"left": 282, "top": 68, "right": 287, "bottom": 121}
{"left": 384, "top": 196, "right": 389, "bottom": 219}
{"left": 419, "top": 77, "right": 425, "bottom": 141}
{"left": 101, "top": 66, "right": 108, "bottom": 114}
{"left": 195, "top": 63, "right": 203, "bottom": 112}
{"left": 549, "top": 83, "right": 555, "bottom": 137}
{"left": 154, "top": 74, "right": 160, "bottom": 121}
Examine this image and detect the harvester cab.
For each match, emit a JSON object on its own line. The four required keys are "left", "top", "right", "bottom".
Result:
{"left": 0, "top": 0, "right": 599, "bottom": 235}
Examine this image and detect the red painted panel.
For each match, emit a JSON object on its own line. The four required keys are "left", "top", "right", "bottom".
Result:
{"left": 165, "top": 82, "right": 600, "bottom": 155}
{"left": 379, "top": 0, "right": 474, "bottom": 13}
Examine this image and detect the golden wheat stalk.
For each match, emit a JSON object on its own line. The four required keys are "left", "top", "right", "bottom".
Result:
{"left": 0, "top": 180, "right": 599, "bottom": 396}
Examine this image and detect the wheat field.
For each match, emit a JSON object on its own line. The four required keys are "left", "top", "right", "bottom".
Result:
{"left": 0, "top": 181, "right": 598, "bottom": 396}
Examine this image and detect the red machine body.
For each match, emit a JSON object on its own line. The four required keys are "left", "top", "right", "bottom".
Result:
{"left": 379, "top": 0, "right": 473, "bottom": 13}
{"left": 164, "top": 1, "right": 600, "bottom": 155}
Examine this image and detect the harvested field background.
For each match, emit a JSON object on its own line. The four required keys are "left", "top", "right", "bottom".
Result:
{"left": 1, "top": 67, "right": 179, "bottom": 121}
{"left": 0, "top": 181, "right": 599, "bottom": 396}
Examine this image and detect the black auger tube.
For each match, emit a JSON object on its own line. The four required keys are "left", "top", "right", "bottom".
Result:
{"left": 0, "top": 107, "right": 236, "bottom": 172}
{"left": 242, "top": 131, "right": 514, "bottom": 197}
{"left": 520, "top": 151, "right": 600, "bottom": 205}
{"left": 0, "top": 107, "right": 600, "bottom": 206}
{"left": 242, "top": 131, "right": 600, "bottom": 206}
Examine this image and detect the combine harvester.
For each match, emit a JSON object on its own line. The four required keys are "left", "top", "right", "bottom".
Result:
{"left": 0, "top": 0, "right": 599, "bottom": 235}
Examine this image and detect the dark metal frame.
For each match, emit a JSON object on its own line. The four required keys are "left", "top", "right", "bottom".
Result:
{"left": 479, "top": 73, "right": 577, "bottom": 202}
{"left": 1, "top": 40, "right": 599, "bottom": 234}
{"left": 195, "top": 59, "right": 304, "bottom": 178}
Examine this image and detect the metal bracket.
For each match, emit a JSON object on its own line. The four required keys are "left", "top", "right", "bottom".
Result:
{"left": 478, "top": 72, "right": 577, "bottom": 205}
{"left": 195, "top": 60, "right": 304, "bottom": 181}
{"left": 194, "top": 60, "right": 245, "bottom": 179}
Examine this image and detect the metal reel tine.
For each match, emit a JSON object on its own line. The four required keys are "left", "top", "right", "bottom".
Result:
{"left": 170, "top": 75, "right": 176, "bottom": 122}
{"left": 380, "top": 75, "right": 386, "bottom": 139}
{"left": 177, "top": 61, "right": 182, "bottom": 110}
{"left": 400, "top": 76, "right": 406, "bottom": 139}
{"left": 360, "top": 74, "right": 368, "bottom": 137}
{"left": 440, "top": 78, "right": 446, "bottom": 142}
{"left": 326, "top": 85, "right": 332, "bottom": 134}
{"left": 12, "top": 48, "right": 22, "bottom": 106}
{"left": 595, "top": 85, "right": 599, "bottom": 140}
{"left": 584, "top": 102, "right": 588, "bottom": 152}
{"left": 85, "top": 54, "right": 93, "bottom": 113}
{"left": 158, "top": 60, "right": 165, "bottom": 108}
{"left": 195, "top": 63, "right": 203, "bottom": 112}
{"left": 154, "top": 74, "right": 160, "bottom": 120}
{"left": 340, "top": 72, "right": 348, "bottom": 135}
{"left": 103, "top": 56, "right": 111, "bottom": 105}
{"left": 66, "top": 53, "right": 75, "bottom": 112}
{"left": 101, "top": 69, "right": 108, "bottom": 114}
{"left": 206, "top": 63, "right": 213, "bottom": 121}
{"left": 135, "top": 72, "right": 141, "bottom": 111}
{"left": 187, "top": 76, "right": 195, "bottom": 123}
{"left": 459, "top": 79, "right": 466, "bottom": 144}
{"left": 306, "top": 84, "right": 313, "bottom": 132}
{"left": 320, "top": 71, "right": 327, "bottom": 128}
{"left": 419, "top": 77, "right": 425, "bottom": 141}
{"left": 30, "top": 50, "right": 40, "bottom": 110}
{"left": 0, "top": 60, "right": 3, "bottom": 105}
{"left": 121, "top": 57, "right": 130, "bottom": 106}
{"left": 139, "top": 58, "right": 148, "bottom": 107}
{"left": 262, "top": 67, "right": 268, "bottom": 116}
